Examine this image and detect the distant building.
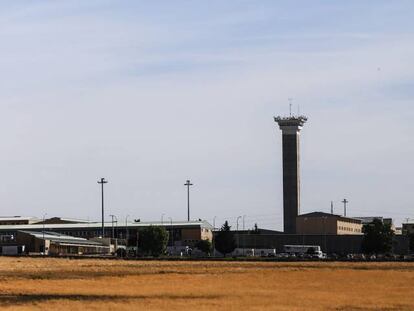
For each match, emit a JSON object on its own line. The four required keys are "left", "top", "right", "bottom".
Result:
{"left": 0, "top": 219, "right": 213, "bottom": 249}
{"left": 354, "top": 217, "right": 397, "bottom": 233}
{"left": 296, "top": 212, "right": 362, "bottom": 235}
{"left": 353, "top": 216, "right": 393, "bottom": 226}
{"left": 0, "top": 216, "right": 39, "bottom": 226}
{"left": 402, "top": 223, "right": 414, "bottom": 235}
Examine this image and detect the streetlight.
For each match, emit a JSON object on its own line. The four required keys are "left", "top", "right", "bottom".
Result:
{"left": 212, "top": 216, "right": 217, "bottom": 257}
{"left": 184, "top": 180, "right": 193, "bottom": 221}
{"left": 97, "top": 178, "right": 108, "bottom": 238}
{"left": 161, "top": 213, "right": 165, "bottom": 225}
{"left": 242, "top": 215, "right": 246, "bottom": 256}
{"left": 236, "top": 216, "right": 242, "bottom": 256}
{"left": 322, "top": 216, "right": 328, "bottom": 255}
{"left": 42, "top": 213, "right": 47, "bottom": 255}
{"left": 236, "top": 216, "right": 242, "bottom": 232}
{"left": 125, "top": 215, "right": 129, "bottom": 256}
{"left": 168, "top": 217, "right": 173, "bottom": 254}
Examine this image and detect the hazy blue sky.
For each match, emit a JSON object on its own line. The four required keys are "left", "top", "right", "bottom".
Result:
{"left": 0, "top": 1, "right": 413, "bottom": 229}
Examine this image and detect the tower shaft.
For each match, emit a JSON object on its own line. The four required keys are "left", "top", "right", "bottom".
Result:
{"left": 274, "top": 116, "right": 307, "bottom": 234}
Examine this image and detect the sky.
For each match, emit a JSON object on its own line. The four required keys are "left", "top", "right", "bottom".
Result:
{"left": 0, "top": 1, "right": 413, "bottom": 230}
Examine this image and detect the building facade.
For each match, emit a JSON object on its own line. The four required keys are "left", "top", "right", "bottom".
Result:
{"left": 296, "top": 212, "right": 363, "bottom": 235}
{"left": 0, "top": 218, "right": 213, "bottom": 249}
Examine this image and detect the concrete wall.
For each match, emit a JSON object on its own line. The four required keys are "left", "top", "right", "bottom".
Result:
{"left": 234, "top": 233, "right": 409, "bottom": 255}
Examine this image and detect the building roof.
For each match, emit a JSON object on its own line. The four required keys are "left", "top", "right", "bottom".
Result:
{"left": 34, "top": 217, "right": 96, "bottom": 225}
{"left": 0, "top": 220, "right": 213, "bottom": 231}
{"left": 17, "top": 230, "right": 105, "bottom": 246}
{"left": 297, "top": 212, "right": 362, "bottom": 224}
{"left": 0, "top": 216, "right": 39, "bottom": 222}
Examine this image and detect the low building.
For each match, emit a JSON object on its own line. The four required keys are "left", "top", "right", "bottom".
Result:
{"left": 16, "top": 230, "right": 110, "bottom": 256}
{"left": 296, "top": 212, "right": 363, "bottom": 235}
{"left": 0, "top": 220, "right": 213, "bottom": 249}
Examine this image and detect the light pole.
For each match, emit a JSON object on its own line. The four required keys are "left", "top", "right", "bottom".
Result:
{"left": 97, "top": 178, "right": 108, "bottom": 238}
{"left": 342, "top": 198, "right": 349, "bottom": 217}
{"left": 42, "top": 213, "right": 47, "bottom": 255}
{"left": 236, "top": 216, "right": 242, "bottom": 255}
{"left": 213, "top": 216, "right": 217, "bottom": 257}
{"left": 168, "top": 217, "right": 173, "bottom": 254}
{"left": 125, "top": 215, "right": 129, "bottom": 256}
{"left": 242, "top": 215, "right": 246, "bottom": 256}
{"left": 184, "top": 180, "right": 193, "bottom": 221}
{"left": 161, "top": 213, "right": 165, "bottom": 225}
{"left": 322, "top": 216, "right": 327, "bottom": 255}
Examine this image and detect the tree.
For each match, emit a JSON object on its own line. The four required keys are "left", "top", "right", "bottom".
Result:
{"left": 214, "top": 221, "right": 236, "bottom": 257}
{"left": 139, "top": 226, "right": 169, "bottom": 257}
{"left": 195, "top": 239, "right": 212, "bottom": 255}
{"left": 361, "top": 219, "right": 394, "bottom": 254}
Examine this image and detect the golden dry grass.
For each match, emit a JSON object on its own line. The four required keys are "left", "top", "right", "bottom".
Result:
{"left": 0, "top": 258, "right": 412, "bottom": 310}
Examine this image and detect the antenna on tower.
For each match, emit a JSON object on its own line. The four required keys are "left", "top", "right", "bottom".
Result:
{"left": 288, "top": 98, "right": 293, "bottom": 117}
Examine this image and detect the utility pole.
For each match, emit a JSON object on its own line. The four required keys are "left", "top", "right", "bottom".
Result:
{"left": 342, "top": 198, "right": 349, "bottom": 217}
{"left": 184, "top": 180, "right": 193, "bottom": 221}
{"left": 97, "top": 178, "right": 108, "bottom": 238}
{"left": 330, "top": 201, "right": 334, "bottom": 215}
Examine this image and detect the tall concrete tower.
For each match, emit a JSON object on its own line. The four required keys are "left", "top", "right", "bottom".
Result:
{"left": 274, "top": 115, "right": 307, "bottom": 234}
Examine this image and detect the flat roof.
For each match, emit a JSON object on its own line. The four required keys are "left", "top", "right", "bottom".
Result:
{"left": 0, "top": 220, "right": 213, "bottom": 231}
{"left": 297, "top": 212, "right": 362, "bottom": 224}
{"left": 0, "top": 216, "right": 39, "bottom": 221}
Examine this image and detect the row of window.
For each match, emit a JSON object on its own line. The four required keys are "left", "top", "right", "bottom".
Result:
{"left": 338, "top": 226, "right": 361, "bottom": 233}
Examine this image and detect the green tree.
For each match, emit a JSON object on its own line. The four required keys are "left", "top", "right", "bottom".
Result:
{"left": 361, "top": 219, "right": 394, "bottom": 254}
{"left": 195, "top": 239, "right": 212, "bottom": 255}
{"left": 139, "top": 226, "right": 169, "bottom": 257}
{"left": 214, "top": 221, "right": 236, "bottom": 257}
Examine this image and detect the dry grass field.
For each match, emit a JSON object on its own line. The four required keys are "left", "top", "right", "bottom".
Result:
{"left": 0, "top": 258, "right": 412, "bottom": 310}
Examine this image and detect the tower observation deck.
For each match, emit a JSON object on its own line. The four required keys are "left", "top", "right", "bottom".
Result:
{"left": 274, "top": 115, "right": 307, "bottom": 234}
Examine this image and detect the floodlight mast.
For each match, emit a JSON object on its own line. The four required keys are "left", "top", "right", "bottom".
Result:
{"left": 97, "top": 178, "right": 108, "bottom": 238}
{"left": 184, "top": 180, "right": 193, "bottom": 221}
